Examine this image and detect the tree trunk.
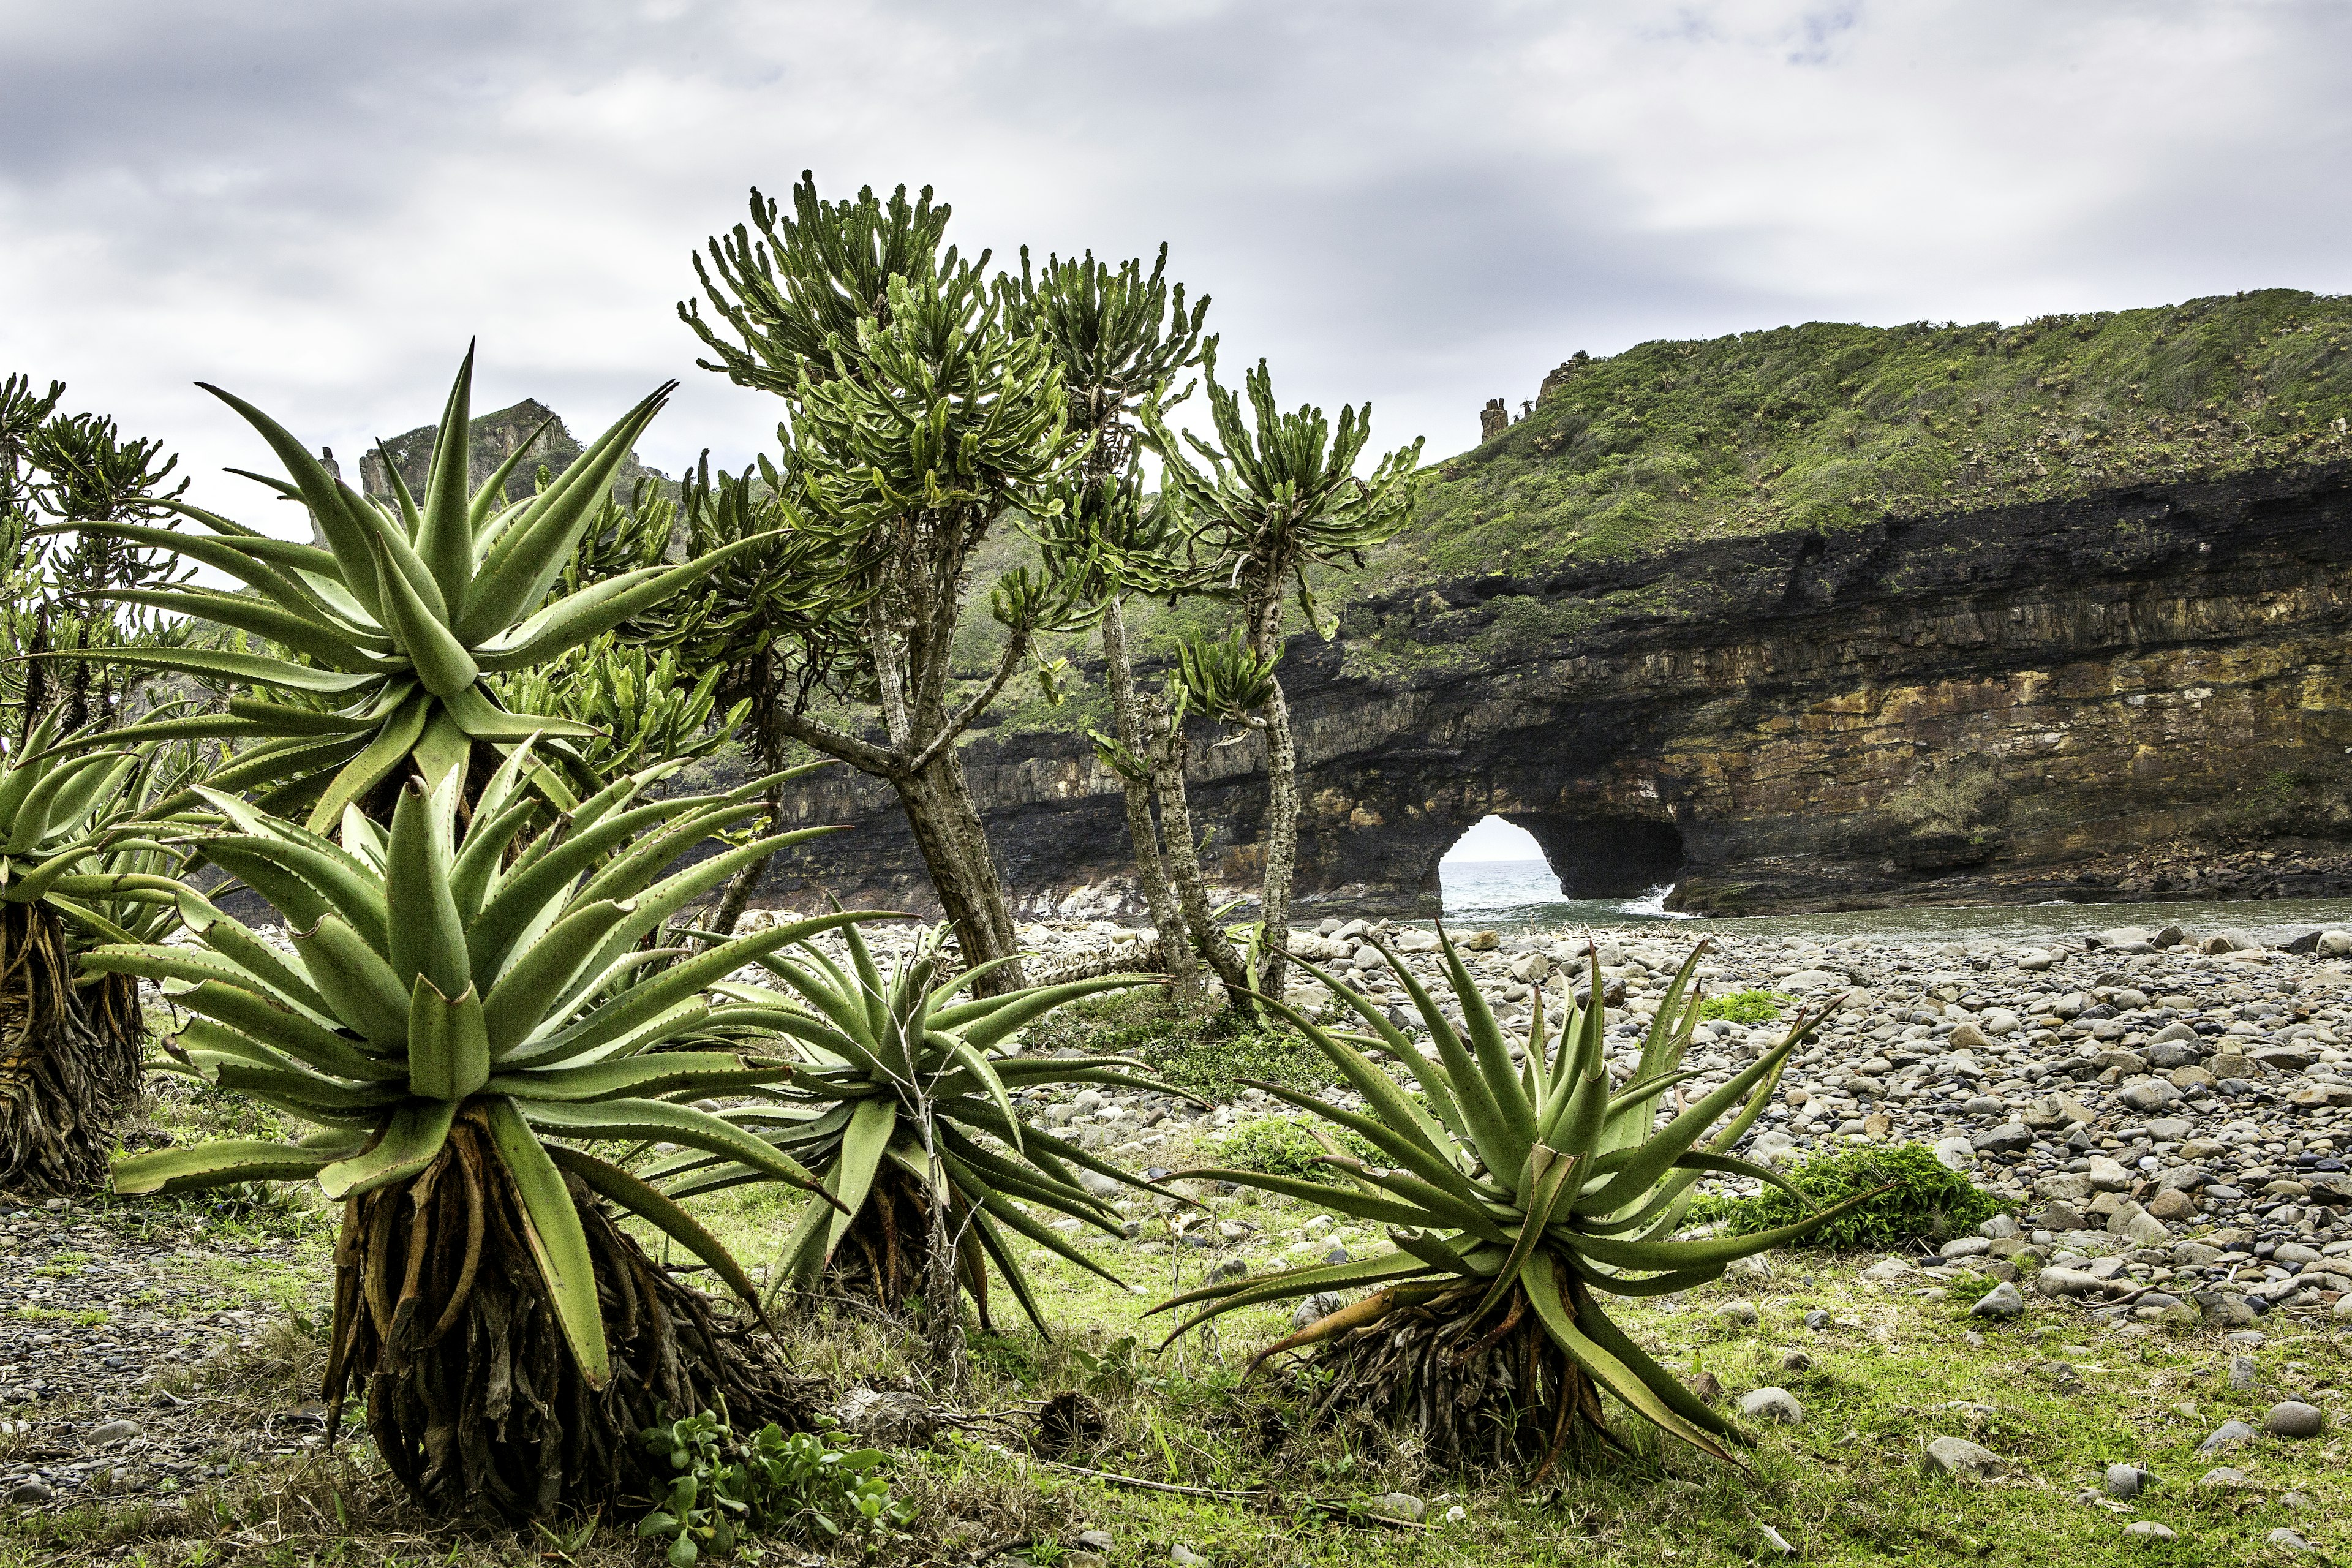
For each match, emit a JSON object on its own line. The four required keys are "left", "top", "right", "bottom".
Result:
{"left": 892, "top": 755, "right": 1025, "bottom": 992}
{"left": 918, "top": 1125, "right": 966, "bottom": 1393}
{"left": 1146, "top": 688, "right": 1250, "bottom": 999}
{"left": 1255, "top": 669, "right": 1298, "bottom": 1000}
{"left": 1100, "top": 598, "right": 1200, "bottom": 1011}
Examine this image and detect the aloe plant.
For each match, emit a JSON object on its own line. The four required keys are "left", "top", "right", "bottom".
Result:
{"left": 658, "top": 922, "right": 1184, "bottom": 1340}
{"left": 96, "top": 751, "right": 878, "bottom": 1520}
{"left": 48, "top": 347, "right": 775, "bottom": 826}
{"left": 0, "top": 712, "right": 193, "bottom": 1191}
{"left": 1150, "top": 933, "right": 1874, "bottom": 1474}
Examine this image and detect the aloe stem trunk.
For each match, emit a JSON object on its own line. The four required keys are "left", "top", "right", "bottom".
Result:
{"left": 1147, "top": 685, "right": 1250, "bottom": 1000}
{"left": 1248, "top": 591, "right": 1297, "bottom": 1001}
{"left": 1100, "top": 597, "right": 1202, "bottom": 1011}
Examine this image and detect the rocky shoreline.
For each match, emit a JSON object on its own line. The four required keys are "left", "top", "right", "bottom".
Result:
{"left": 764, "top": 907, "right": 2352, "bottom": 1335}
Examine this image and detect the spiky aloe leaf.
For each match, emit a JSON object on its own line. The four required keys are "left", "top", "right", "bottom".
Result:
{"left": 43, "top": 351, "right": 787, "bottom": 816}
{"left": 484, "top": 1097, "right": 609, "bottom": 1388}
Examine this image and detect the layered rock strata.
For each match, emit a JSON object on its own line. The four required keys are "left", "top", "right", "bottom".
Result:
{"left": 758, "top": 462, "right": 2352, "bottom": 919}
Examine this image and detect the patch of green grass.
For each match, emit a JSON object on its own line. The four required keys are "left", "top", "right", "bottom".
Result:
{"left": 1691, "top": 1142, "right": 2003, "bottom": 1250}
{"left": 14, "top": 1307, "right": 107, "bottom": 1327}
{"left": 1022, "top": 990, "right": 1335, "bottom": 1097}
{"left": 1207, "top": 1117, "right": 1381, "bottom": 1183}
{"left": 1698, "top": 989, "right": 1789, "bottom": 1025}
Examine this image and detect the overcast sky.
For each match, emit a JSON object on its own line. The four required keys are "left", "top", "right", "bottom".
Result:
{"left": 7, "top": 1, "right": 2350, "bottom": 523}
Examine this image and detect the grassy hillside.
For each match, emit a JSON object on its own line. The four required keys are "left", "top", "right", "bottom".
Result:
{"left": 1396, "top": 288, "right": 2352, "bottom": 579}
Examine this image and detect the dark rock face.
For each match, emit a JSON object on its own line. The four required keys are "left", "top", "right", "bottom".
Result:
{"left": 757, "top": 462, "right": 2352, "bottom": 919}
{"left": 359, "top": 399, "right": 668, "bottom": 508}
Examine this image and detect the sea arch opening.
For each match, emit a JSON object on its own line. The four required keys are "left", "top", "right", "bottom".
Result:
{"left": 1438, "top": 816, "right": 1562, "bottom": 918}
{"left": 1435, "top": 811, "right": 1687, "bottom": 918}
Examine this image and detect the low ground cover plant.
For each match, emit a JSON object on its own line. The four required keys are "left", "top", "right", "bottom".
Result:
{"left": 1208, "top": 1116, "right": 1380, "bottom": 1183}
{"left": 636, "top": 1409, "right": 911, "bottom": 1564}
{"left": 1026, "top": 989, "right": 1337, "bottom": 1098}
{"left": 1698, "top": 990, "right": 1788, "bottom": 1025}
{"left": 1689, "top": 1142, "right": 2001, "bottom": 1250}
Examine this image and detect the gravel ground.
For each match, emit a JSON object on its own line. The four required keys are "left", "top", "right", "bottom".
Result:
{"left": 0, "top": 1196, "right": 342, "bottom": 1516}
{"left": 799, "top": 910, "right": 2352, "bottom": 1333}
{"left": 21, "top": 905, "right": 2351, "bottom": 1523}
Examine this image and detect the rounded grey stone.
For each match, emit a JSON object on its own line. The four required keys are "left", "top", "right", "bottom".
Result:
{"left": 1738, "top": 1386, "right": 1803, "bottom": 1425}
{"left": 2266, "top": 1401, "right": 2324, "bottom": 1439}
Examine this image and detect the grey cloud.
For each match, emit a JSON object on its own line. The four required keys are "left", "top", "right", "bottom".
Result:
{"left": 4, "top": 0, "right": 2351, "bottom": 518}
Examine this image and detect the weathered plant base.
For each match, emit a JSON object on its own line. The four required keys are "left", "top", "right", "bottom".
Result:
{"left": 0, "top": 901, "right": 143, "bottom": 1196}
{"left": 327, "top": 1112, "right": 820, "bottom": 1522}
{"left": 1291, "top": 1283, "right": 1610, "bottom": 1477}
{"left": 812, "top": 1163, "right": 997, "bottom": 1332}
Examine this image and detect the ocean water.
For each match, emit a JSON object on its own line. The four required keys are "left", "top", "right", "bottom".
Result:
{"left": 1438, "top": 858, "right": 1691, "bottom": 928}
{"left": 1436, "top": 856, "right": 2352, "bottom": 948}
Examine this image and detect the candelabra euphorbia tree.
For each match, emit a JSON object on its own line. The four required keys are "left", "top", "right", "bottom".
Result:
{"left": 99, "top": 753, "right": 880, "bottom": 1520}
{"left": 1143, "top": 354, "right": 1422, "bottom": 999}
{"left": 53, "top": 347, "right": 775, "bottom": 822}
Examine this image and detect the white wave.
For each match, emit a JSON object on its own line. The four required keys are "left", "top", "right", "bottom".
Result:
{"left": 1616, "top": 883, "right": 1694, "bottom": 919}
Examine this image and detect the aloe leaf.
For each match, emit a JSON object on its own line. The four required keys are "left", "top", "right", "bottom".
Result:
{"left": 823, "top": 1098, "right": 898, "bottom": 1262}
{"left": 513, "top": 1098, "right": 835, "bottom": 1204}
{"left": 415, "top": 345, "right": 476, "bottom": 605}
{"left": 298, "top": 696, "right": 432, "bottom": 842}
{"left": 459, "top": 383, "right": 673, "bottom": 640}
{"left": 1291, "top": 955, "right": 1469, "bottom": 1149}
{"left": 1560, "top": 1182, "right": 1889, "bottom": 1272}
{"left": 1574, "top": 1034, "right": 1803, "bottom": 1218}
{"left": 440, "top": 682, "right": 603, "bottom": 741}
{"left": 407, "top": 976, "right": 491, "bottom": 1101}
{"left": 965, "top": 1211, "right": 1050, "bottom": 1335}
{"left": 91, "top": 587, "right": 371, "bottom": 666}
{"left": 385, "top": 783, "right": 469, "bottom": 997}
{"left": 1156, "top": 1166, "right": 1430, "bottom": 1228}
{"left": 1520, "top": 1257, "right": 1736, "bottom": 1463}
{"left": 1564, "top": 1278, "right": 1745, "bottom": 1441}
{"left": 480, "top": 899, "right": 632, "bottom": 1050}
{"left": 472, "top": 530, "right": 785, "bottom": 671}
{"left": 1379, "top": 940, "right": 1520, "bottom": 1177}
{"left": 958, "top": 1169, "right": 1131, "bottom": 1292}
{"left": 315, "top": 1099, "right": 459, "bottom": 1200}
{"left": 1436, "top": 927, "right": 1536, "bottom": 1169}
{"left": 369, "top": 540, "right": 475, "bottom": 698}
{"left": 292, "top": 915, "right": 412, "bottom": 1046}
{"left": 173, "top": 979, "right": 405, "bottom": 1083}
{"left": 1245, "top": 1077, "right": 1503, "bottom": 1220}
{"left": 483, "top": 1097, "right": 610, "bottom": 1387}
{"left": 1468, "top": 1145, "right": 1578, "bottom": 1323}
{"left": 544, "top": 1144, "right": 764, "bottom": 1310}
{"left": 950, "top": 973, "right": 1162, "bottom": 1053}
{"left": 489, "top": 1052, "right": 791, "bottom": 1102}
{"left": 194, "top": 380, "right": 387, "bottom": 616}
{"left": 1146, "top": 1251, "right": 1439, "bottom": 1343}
{"left": 112, "top": 1139, "right": 348, "bottom": 1197}
{"left": 1578, "top": 1263, "right": 1728, "bottom": 1297}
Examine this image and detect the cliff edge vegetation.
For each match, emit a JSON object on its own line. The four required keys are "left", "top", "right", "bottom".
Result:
{"left": 1403, "top": 287, "right": 2352, "bottom": 578}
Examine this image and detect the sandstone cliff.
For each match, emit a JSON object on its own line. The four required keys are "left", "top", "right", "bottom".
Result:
{"left": 751, "top": 462, "right": 2352, "bottom": 919}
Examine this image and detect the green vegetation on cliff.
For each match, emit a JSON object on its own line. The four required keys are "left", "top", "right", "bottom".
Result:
{"left": 1401, "top": 287, "right": 2352, "bottom": 577}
